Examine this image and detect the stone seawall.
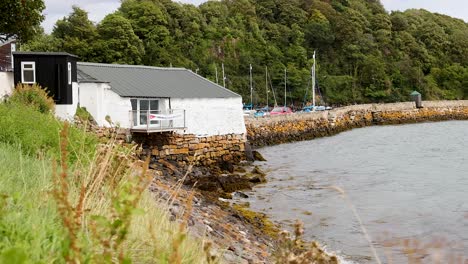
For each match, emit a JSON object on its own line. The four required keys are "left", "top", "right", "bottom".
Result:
{"left": 75, "top": 118, "right": 246, "bottom": 167}
{"left": 133, "top": 133, "right": 246, "bottom": 167}
{"left": 246, "top": 101, "right": 468, "bottom": 147}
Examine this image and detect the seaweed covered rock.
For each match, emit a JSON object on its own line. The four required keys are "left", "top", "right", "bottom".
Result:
{"left": 252, "top": 150, "right": 266, "bottom": 161}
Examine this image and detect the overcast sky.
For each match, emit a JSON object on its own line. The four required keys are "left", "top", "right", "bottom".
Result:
{"left": 42, "top": 0, "right": 468, "bottom": 33}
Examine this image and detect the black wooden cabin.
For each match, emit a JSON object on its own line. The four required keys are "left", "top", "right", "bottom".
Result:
{"left": 13, "top": 52, "right": 78, "bottom": 105}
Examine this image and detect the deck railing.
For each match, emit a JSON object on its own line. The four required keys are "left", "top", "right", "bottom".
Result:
{"left": 129, "top": 109, "right": 186, "bottom": 133}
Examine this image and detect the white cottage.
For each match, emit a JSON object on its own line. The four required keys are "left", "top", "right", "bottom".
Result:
{"left": 6, "top": 53, "right": 247, "bottom": 164}
{"left": 77, "top": 62, "right": 246, "bottom": 137}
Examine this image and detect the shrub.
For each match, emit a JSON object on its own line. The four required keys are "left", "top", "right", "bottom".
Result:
{"left": 274, "top": 220, "right": 339, "bottom": 264}
{"left": 9, "top": 83, "right": 55, "bottom": 114}
{"left": 0, "top": 103, "right": 97, "bottom": 163}
{"left": 75, "top": 106, "right": 95, "bottom": 124}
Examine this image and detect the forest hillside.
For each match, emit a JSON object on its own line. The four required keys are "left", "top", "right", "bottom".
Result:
{"left": 24, "top": 0, "right": 468, "bottom": 105}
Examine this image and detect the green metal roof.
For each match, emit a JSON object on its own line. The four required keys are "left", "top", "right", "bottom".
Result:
{"left": 410, "top": 91, "right": 421, "bottom": 96}
{"left": 77, "top": 62, "right": 240, "bottom": 99}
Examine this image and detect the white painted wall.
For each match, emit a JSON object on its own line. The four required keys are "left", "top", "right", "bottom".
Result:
{"left": 101, "top": 86, "right": 132, "bottom": 127}
{"left": 55, "top": 82, "right": 78, "bottom": 120}
{"left": 78, "top": 82, "right": 245, "bottom": 135}
{"left": 0, "top": 72, "right": 13, "bottom": 100}
{"left": 78, "top": 82, "right": 103, "bottom": 125}
{"left": 79, "top": 82, "right": 131, "bottom": 127}
{"left": 171, "top": 97, "right": 246, "bottom": 136}
{"left": 79, "top": 82, "right": 177, "bottom": 128}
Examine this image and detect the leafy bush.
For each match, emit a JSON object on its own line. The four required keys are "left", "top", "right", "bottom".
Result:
{"left": 0, "top": 103, "right": 96, "bottom": 163}
{"left": 75, "top": 106, "right": 95, "bottom": 123}
{"left": 9, "top": 83, "right": 55, "bottom": 114}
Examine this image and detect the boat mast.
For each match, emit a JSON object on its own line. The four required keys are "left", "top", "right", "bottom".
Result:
{"left": 265, "top": 66, "right": 268, "bottom": 108}
{"left": 284, "top": 68, "right": 287, "bottom": 107}
{"left": 267, "top": 68, "right": 278, "bottom": 106}
{"left": 215, "top": 64, "right": 219, "bottom": 84}
{"left": 312, "top": 51, "right": 316, "bottom": 107}
{"left": 250, "top": 64, "right": 253, "bottom": 109}
{"left": 222, "top": 63, "right": 226, "bottom": 88}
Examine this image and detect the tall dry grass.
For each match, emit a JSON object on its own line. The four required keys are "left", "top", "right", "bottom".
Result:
{"left": 50, "top": 122, "right": 209, "bottom": 263}
{"left": 0, "top": 110, "right": 209, "bottom": 263}
{"left": 0, "top": 85, "right": 215, "bottom": 263}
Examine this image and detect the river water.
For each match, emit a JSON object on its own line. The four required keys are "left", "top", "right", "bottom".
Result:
{"left": 245, "top": 121, "right": 468, "bottom": 263}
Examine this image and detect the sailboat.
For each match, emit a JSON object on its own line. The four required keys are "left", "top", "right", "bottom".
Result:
{"left": 302, "top": 51, "right": 330, "bottom": 112}
{"left": 243, "top": 64, "right": 254, "bottom": 111}
{"left": 264, "top": 66, "right": 278, "bottom": 109}
{"left": 269, "top": 68, "right": 293, "bottom": 115}
{"left": 254, "top": 66, "right": 280, "bottom": 117}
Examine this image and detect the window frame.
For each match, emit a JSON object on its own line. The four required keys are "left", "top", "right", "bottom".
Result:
{"left": 21, "top": 61, "right": 36, "bottom": 84}
{"left": 67, "top": 62, "right": 72, "bottom": 85}
{"left": 130, "top": 98, "right": 161, "bottom": 126}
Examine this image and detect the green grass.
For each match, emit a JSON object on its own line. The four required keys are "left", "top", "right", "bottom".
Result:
{"left": 0, "top": 103, "right": 97, "bottom": 163}
{"left": 0, "top": 143, "right": 64, "bottom": 263}
{"left": 0, "top": 101, "right": 209, "bottom": 263}
{"left": 0, "top": 142, "right": 207, "bottom": 263}
{"left": 75, "top": 106, "right": 94, "bottom": 123}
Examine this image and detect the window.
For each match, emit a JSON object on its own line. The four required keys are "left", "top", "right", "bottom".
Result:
{"left": 21, "top": 62, "right": 35, "bottom": 84}
{"left": 10, "top": 43, "right": 16, "bottom": 69}
{"left": 131, "top": 99, "right": 160, "bottom": 126}
{"left": 67, "top": 62, "right": 72, "bottom": 85}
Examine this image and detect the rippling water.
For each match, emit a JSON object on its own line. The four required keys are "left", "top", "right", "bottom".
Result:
{"left": 245, "top": 121, "right": 468, "bottom": 263}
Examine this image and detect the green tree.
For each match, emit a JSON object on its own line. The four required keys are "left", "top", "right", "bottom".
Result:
{"left": 52, "top": 6, "right": 97, "bottom": 60}
{"left": 0, "top": 0, "right": 45, "bottom": 42}
{"left": 93, "top": 13, "right": 144, "bottom": 65}
{"left": 120, "top": 0, "right": 168, "bottom": 39}
{"left": 21, "top": 30, "right": 60, "bottom": 52}
{"left": 38, "top": 0, "right": 468, "bottom": 105}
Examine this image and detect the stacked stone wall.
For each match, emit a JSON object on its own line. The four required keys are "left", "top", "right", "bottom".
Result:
{"left": 246, "top": 101, "right": 468, "bottom": 147}
{"left": 75, "top": 118, "right": 246, "bottom": 166}
{"left": 133, "top": 133, "right": 246, "bottom": 166}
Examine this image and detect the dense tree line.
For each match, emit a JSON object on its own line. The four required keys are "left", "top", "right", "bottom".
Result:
{"left": 22, "top": 0, "right": 468, "bottom": 106}
{"left": 0, "top": 0, "right": 45, "bottom": 42}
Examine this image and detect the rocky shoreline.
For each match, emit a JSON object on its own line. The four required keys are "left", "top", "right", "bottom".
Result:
{"left": 148, "top": 168, "right": 274, "bottom": 263}
{"left": 147, "top": 159, "right": 339, "bottom": 263}
{"left": 80, "top": 101, "right": 468, "bottom": 263}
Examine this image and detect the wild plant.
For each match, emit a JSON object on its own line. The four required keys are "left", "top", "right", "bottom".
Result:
{"left": 51, "top": 121, "right": 82, "bottom": 262}
{"left": 9, "top": 83, "right": 55, "bottom": 114}
{"left": 52, "top": 121, "right": 153, "bottom": 262}
{"left": 51, "top": 121, "right": 210, "bottom": 263}
{"left": 0, "top": 100, "right": 206, "bottom": 263}
{"left": 274, "top": 220, "right": 339, "bottom": 264}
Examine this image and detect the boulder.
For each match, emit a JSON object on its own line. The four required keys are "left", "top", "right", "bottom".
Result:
{"left": 220, "top": 160, "right": 235, "bottom": 173}
{"left": 218, "top": 175, "right": 251, "bottom": 192}
{"left": 252, "top": 151, "right": 266, "bottom": 161}
{"left": 244, "top": 142, "right": 255, "bottom": 161}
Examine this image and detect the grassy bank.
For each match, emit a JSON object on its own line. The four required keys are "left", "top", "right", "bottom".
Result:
{"left": 0, "top": 95, "right": 207, "bottom": 262}
{"left": 0, "top": 85, "right": 342, "bottom": 263}
{"left": 0, "top": 143, "right": 63, "bottom": 262}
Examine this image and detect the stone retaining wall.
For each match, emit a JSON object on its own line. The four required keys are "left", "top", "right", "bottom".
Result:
{"left": 75, "top": 118, "right": 246, "bottom": 167}
{"left": 246, "top": 101, "right": 468, "bottom": 147}
{"left": 133, "top": 133, "right": 246, "bottom": 166}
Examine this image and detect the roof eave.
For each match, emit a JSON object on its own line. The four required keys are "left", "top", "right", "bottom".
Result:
{"left": 12, "top": 51, "right": 79, "bottom": 58}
